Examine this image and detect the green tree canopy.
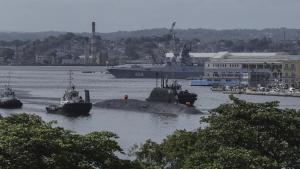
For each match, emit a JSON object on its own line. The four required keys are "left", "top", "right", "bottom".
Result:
{"left": 134, "top": 95, "right": 300, "bottom": 169}
{"left": 0, "top": 113, "right": 141, "bottom": 169}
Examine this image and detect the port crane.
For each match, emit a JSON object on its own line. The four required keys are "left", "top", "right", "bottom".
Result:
{"left": 169, "top": 21, "right": 180, "bottom": 63}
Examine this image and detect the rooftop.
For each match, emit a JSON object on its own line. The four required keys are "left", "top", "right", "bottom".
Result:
{"left": 165, "top": 52, "right": 287, "bottom": 59}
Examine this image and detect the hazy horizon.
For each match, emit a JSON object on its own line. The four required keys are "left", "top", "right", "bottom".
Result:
{"left": 0, "top": 0, "right": 299, "bottom": 33}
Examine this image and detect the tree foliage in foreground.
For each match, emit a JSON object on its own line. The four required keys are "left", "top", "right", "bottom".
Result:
{"left": 133, "top": 95, "right": 300, "bottom": 169}
{"left": 0, "top": 114, "right": 141, "bottom": 169}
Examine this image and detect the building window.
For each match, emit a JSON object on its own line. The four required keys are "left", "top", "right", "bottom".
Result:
{"left": 284, "top": 64, "right": 288, "bottom": 70}
{"left": 291, "top": 64, "right": 295, "bottom": 70}
{"left": 221, "top": 72, "right": 226, "bottom": 77}
{"left": 242, "top": 64, "right": 248, "bottom": 69}
{"left": 257, "top": 64, "right": 263, "bottom": 69}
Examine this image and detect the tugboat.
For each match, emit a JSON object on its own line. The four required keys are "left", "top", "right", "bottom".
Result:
{"left": 147, "top": 75, "right": 197, "bottom": 106}
{"left": 46, "top": 71, "right": 92, "bottom": 115}
{"left": 0, "top": 85, "right": 23, "bottom": 109}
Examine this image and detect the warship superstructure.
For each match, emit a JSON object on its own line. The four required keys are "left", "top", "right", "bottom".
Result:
{"left": 107, "top": 22, "right": 204, "bottom": 79}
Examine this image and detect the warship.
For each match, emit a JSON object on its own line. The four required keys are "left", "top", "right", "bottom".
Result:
{"left": 46, "top": 71, "right": 92, "bottom": 115}
{"left": 107, "top": 22, "right": 204, "bottom": 79}
{"left": 107, "top": 43, "right": 204, "bottom": 79}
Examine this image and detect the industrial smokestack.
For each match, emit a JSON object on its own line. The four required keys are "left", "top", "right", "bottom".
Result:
{"left": 91, "top": 21, "right": 96, "bottom": 63}
{"left": 92, "top": 22, "right": 96, "bottom": 34}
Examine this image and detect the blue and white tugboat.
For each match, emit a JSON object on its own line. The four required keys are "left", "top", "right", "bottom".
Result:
{"left": 0, "top": 84, "right": 23, "bottom": 109}
{"left": 46, "top": 71, "right": 92, "bottom": 115}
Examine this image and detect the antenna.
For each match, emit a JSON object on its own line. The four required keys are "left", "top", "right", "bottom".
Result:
{"left": 7, "top": 71, "right": 12, "bottom": 87}
{"left": 68, "top": 70, "right": 74, "bottom": 88}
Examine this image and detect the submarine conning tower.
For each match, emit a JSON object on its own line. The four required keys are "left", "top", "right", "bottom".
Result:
{"left": 147, "top": 75, "right": 177, "bottom": 103}
{"left": 147, "top": 87, "right": 176, "bottom": 103}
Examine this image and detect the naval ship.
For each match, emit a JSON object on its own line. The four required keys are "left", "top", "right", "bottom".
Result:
{"left": 107, "top": 44, "right": 204, "bottom": 79}
{"left": 107, "top": 22, "right": 203, "bottom": 79}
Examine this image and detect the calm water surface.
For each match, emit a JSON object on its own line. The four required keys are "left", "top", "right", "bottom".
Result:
{"left": 0, "top": 66, "right": 299, "bottom": 153}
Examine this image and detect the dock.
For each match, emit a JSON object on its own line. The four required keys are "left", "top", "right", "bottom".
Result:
{"left": 222, "top": 90, "right": 300, "bottom": 97}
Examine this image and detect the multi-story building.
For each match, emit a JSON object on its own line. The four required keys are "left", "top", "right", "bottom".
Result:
{"left": 282, "top": 58, "right": 300, "bottom": 88}
{"left": 204, "top": 52, "right": 288, "bottom": 87}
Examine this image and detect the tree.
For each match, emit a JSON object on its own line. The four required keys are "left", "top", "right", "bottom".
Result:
{"left": 0, "top": 113, "right": 141, "bottom": 169}
{"left": 134, "top": 95, "right": 300, "bottom": 169}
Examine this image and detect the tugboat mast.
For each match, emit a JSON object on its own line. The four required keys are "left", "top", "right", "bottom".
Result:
{"left": 68, "top": 70, "right": 74, "bottom": 89}
{"left": 7, "top": 71, "right": 12, "bottom": 87}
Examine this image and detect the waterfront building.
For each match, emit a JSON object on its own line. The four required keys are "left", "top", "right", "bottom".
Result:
{"left": 282, "top": 58, "right": 300, "bottom": 88}
{"left": 203, "top": 52, "right": 289, "bottom": 87}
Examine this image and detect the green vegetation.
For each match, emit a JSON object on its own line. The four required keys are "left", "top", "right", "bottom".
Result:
{"left": 133, "top": 95, "right": 300, "bottom": 169}
{"left": 1, "top": 96, "right": 300, "bottom": 168}
{"left": 0, "top": 114, "right": 140, "bottom": 169}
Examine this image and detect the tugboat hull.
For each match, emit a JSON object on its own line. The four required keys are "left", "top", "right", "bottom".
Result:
{"left": 62, "top": 103, "right": 92, "bottom": 115}
{"left": 46, "top": 103, "right": 92, "bottom": 116}
{"left": 0, "top": 99, "right": 23, "bottom": 109}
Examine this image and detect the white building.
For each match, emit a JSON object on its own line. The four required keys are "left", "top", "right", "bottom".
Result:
{"left": 204, "top": 52, "right": 289, "bottom": 87}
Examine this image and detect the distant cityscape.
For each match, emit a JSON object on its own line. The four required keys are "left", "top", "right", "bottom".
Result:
{"left": 0, "top": 23, "right": 300, "bottom": 66}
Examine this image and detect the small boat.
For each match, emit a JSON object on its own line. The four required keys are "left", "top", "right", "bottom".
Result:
{"left": 81, "top": 71, "right": 96, "bottom": 74}
{"left": 211, "top": 84, "right": 225, "bottom": 91}
{"left": 191, "top": 79, "right": 213, "bottom": 86}
{"left": 46, "top": 71, "right": 92, "bottom": 115}
{"left": 0, "top": 85, "right": 23, "bottom": 109}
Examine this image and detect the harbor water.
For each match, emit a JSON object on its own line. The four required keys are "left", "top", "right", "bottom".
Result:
{"left": 0, "top": 66, "right": 299, "bottom": 154}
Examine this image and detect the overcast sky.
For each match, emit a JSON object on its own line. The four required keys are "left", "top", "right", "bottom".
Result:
{"left": 0, "top": 0, "right": 299, "bottom": 32}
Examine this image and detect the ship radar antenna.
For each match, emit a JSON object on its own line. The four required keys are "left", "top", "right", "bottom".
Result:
{"left": 7, "top": 71, "right": 12, "bottom": 88}
{"left": 68, "top": 70, "right": 74, "bottom": 89}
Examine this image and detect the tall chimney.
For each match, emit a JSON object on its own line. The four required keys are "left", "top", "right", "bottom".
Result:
{"left": 91, "top": 22, "right": 96, "bottom": 63}
{"left": 92, "top": 22, "right": 96, "bottom": 35}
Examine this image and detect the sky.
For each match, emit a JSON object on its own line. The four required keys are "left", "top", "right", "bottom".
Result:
{"left": 0, "top": 0, "right": 299, "bottom": 33}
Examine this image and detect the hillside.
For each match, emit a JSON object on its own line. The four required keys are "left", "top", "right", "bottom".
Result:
{"left": 0, "top": 28, "right": 299, "bottom": 42}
